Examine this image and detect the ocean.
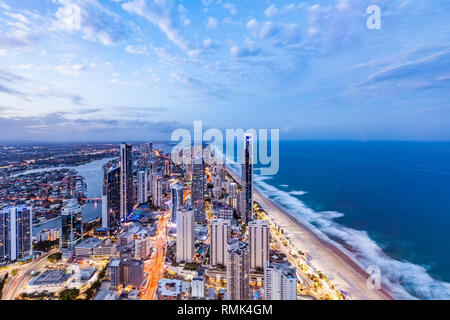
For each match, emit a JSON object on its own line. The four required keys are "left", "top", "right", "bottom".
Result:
{"left": 249, "top": 141, "right": 450, "bottom": 300}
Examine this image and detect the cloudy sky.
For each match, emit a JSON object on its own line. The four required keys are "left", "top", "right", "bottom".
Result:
{"left": 0, "top": 0, "right": 449, "bottom": 141}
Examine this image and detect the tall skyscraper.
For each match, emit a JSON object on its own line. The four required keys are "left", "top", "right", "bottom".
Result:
{"left": 120, "top": 259, "right": 144, "bottom": 289}
{"left": 176, "top": 209, "right": 194, "bottom": 263}
{"left": 264, "top": 262, "right": 297, "bottom": 300}
{"left": 249, "top": 220, "right": 270, "bottom": 270}
{"left": 171, "top": 183, "right": 184, "bottom": 224}
{"left": 210, "top": 219, "right": 231, "bottom": 267}
{"left": 192, "top": 152, "right": 205, "bottom": 224}
{"left": 226, "top": 241, "right": 250, "bottom": 300}
{"left": 242, "top": 134, "right": 254, "bottom": 223}
{"left": 143, "top": 142, "right": 153, "bottom": 157}
{"left": 0, "top": 206, "right": 32, "bottom": 262}
{"left": 60, "top": 199, "right": 83, "bottom": 252}
{"left": 164, "top": 160, "right": 171, "bottom": 176}
{"left": 137, "top": 170, "right": 148, "bottom": 204}
{"left": 120, "top": 143, "right": 133, "bottom": 221}
{"left": 102, "top": 166, "right": 120, "bottom": 231}
{"left": 152, "top": 176, "right": 163, "bottom": 208}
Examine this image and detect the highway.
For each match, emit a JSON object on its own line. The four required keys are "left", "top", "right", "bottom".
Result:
{"left": 142, "top": 210, "right": 170, "bottom": 300}
{"left": 2, "top": 249, "right": 56, "bottom": 300}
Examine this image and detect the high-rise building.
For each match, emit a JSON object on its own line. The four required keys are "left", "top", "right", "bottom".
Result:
{"left": 226, "top": 241, "right": 250, "bottom": 300}
{"left": 109, "top": 259, "right": 121, "bottom": 290}
{"left": 241, "top": 134, "right": 254, "bottom": 223}
{"left": 248, "top": 220, "right": 270, "bottom": 270}
{"left": 152, "top": 176, "right": 163, "bottom": 208}
{"left": 102, "top": 166, "right": 120, "bottom": 231}
{"left": 137, "top": 171, "right": 148, "bottom": 204}
{"left": 210, "top": 219, "right": 231, "bottom": 267}
{"left": 143, "top": 142, "right": 153, "bottom": 157}
{"left": 192, "top": 151, "right": 205, "bottom": 224}
{"left": 60, "top": 199, "right": 83, "bottom": 252}
{"left": 164, "top": 160, "right": 171, "bottom": 176}
{"left": 176, "top": 209, "right": 194, "bottom": 263}
{"left": 171, "top": 183, "right": 184, "bottom": 224}
{"left": 0, "top": 206, "right": 32, "bottom": 262}
{"left": 264, "top": 262, "right": 297, "bottom": 300}
{"left": 120, "top": 143, "right": 133, "bottom": 221}
{"left": 135, "top": 236, "right": 151, "bottom": 260}
{"left": 192, "top": 269, "right": 205, "bottom": 298}
{"left": 120, "top": 259, "right": 144, "bottom": 289}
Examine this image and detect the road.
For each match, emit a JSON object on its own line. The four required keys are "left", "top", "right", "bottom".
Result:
{"left": 142, "top": 210, "right": 169, "bottom": 300}
{"left": 2, "top": 249, "right": 56, "bottom": 300}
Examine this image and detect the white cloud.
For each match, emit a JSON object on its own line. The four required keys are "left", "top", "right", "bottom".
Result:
{"left": 54, "top": 64, "right": 87, "bottom": 76}
{"left": 53, "top": 0, "right": 127, "bottom": 46}
{"left": 206, "top": 16, "right": 218, "bottom": 29}
{"left": 264, "top": 4, "right": 278, "bottom": 18}
{"left": 122, "top": 0, "right": 190, "bottom": 51}
{"left": 125, "top": 44, "right": 147, "bottom": 54}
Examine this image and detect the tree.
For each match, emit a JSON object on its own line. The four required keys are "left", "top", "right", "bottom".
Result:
{"left": 59, "top": 288, "right": 79, "bottom": 300}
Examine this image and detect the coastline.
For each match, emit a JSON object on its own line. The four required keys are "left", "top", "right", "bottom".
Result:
{"left": 226, "top": 166, "right": 395, "bottom": 300}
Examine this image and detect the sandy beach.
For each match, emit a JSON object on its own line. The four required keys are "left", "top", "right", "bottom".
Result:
{"left": 226, "top": 167, "right": 394, "bottom": 300}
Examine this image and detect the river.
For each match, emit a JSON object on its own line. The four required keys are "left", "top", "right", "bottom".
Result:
{"left": 27, "top": 157, "right": 117, "bottom": 235}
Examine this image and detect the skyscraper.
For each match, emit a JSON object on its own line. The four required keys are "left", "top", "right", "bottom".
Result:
{"left": 248, "top": 220, "right": 270, "bottom": 270}
{"left": 60, "top": 199, "right": 83, "bottom": 252}
{"left": 152, "top": 176, "right": 163, "bottom": 208}
{"left": 171, "top": 183, "right": 184, "bottom": 224}
{"left": 102, "top": 166, "right": 120, "bottom": 231}
{"left": 226, "top": 241, "right": 250, "bottom": 300}
{"left": 120, "top": 143, "right": 133, "bottom": 221}
{"left": 264, "top": 262, "right": 297, "bottom": 300}
{"left": 241, "top": 134, "right": 254, "bottom": 223}
{"left": 176, "top": 209, "right": 194, "bottom": 263}
{"left": 192, "top": 151, "right": 205, "bottom": 224}
{"left": 210, "top": 219, "right": 231, "bottom": 267}
{"left": 0, "top": 206, "right": 32, "bottom": 262}
{"left": 137, "top": 170, "right": 148, "bottom": 205}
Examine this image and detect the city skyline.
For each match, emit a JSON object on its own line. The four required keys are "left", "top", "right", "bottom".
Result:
{"left": 0, "top": 0, "right": 449, "bottom": 141}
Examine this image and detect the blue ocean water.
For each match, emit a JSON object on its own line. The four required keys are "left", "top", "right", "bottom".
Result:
{"left": 254, "top": 141, "right": 450, "bottom": 299}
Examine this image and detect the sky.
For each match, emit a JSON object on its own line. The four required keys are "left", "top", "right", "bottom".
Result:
{"left": 0, "top": 0, "right": 449, "bottom": 142}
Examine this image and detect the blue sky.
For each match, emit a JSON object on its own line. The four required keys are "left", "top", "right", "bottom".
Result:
{"left": 0, "top": 0, "right": 449, "bottom": 141}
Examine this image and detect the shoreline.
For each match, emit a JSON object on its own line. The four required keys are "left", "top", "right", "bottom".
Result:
{"left": 226, "top": 166, "right": 395, "bottom": 300}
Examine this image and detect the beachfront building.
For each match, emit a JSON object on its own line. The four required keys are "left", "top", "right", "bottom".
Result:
{"left": 210, "top": 219, "right": 231, "bottom": 267}
{"left": 226, "top": 241, "right": 250, "bottom": 300}
{"left": 192, "top": 150, "right": 205, "bottom": 224}
{"left": 176, "top": 209, "right": 195, "bottom": 263}
{"left": 249, "top": 220, "right": 270, "bottom": 270}
{"left": 102, "top": 166, "right": 120, "bottom": 232}
{"left": 264, "top": 262, "right": 297, "bottom": 300}
{"left": 0, "top": 206, "right": 32, "bottom": 262}
{"left": 120, "top": 143, "right": 133, "bottom": 221}
{"left": 241, "top": 134, "right": 254, "bottom": 224}
{"left": 60, "top": 199, "right": 83, "bottom": 252}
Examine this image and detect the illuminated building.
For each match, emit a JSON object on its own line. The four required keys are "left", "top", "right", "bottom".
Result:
{"left": 176, "top": 209, "right": 194, "bottom": 263}
{"left": 0, "top": 206, "right": 32, "bottom": 262}
{"left": 264, "top": 262, "right": 297, "bottom": 300}
{"left": 226, "top": 241, "right": 250, "bottom": 300}
{"left": 102, "top": 166, "right": 120, "bottom": 232}
{"left": 171, "top": 183, "right": 184, "bottom": 224}
{"left": 249, "top": 220, "right": 270, "bottom": 270}
{"left": 210, "top": 219, "right": 231, "bottom": 267}
{"left": 192, "top": 151, "right": 205, "bottom": 224}
{"left": 60, "top": 199, "right": 83, "bottom": 252}
{"left": 120, "top": 143, "right": 133, "bottom": 221}
{"left": 241, "top": 134, "right": 253, "bottom": 223}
